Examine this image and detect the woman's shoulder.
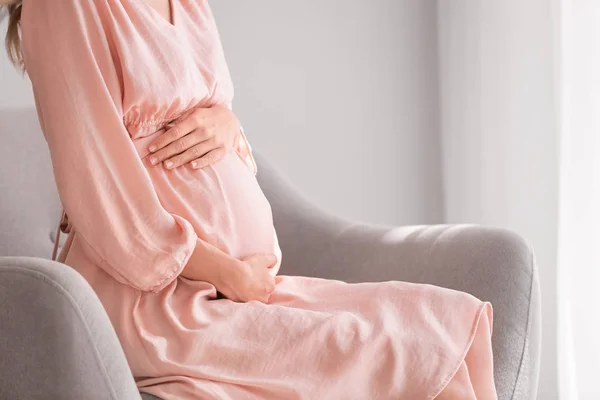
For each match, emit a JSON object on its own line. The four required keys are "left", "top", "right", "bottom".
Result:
{"left": 22, "top": 0, "right": 114, "bottom": 8}
{"left": 20, "top": 0, "right": 119, "bottom": 59}
{"left": 21, "top": 0, "right": 114, "bottom": 21}
{"left": 21, "top": 0, "right": 118, "bottom": 34}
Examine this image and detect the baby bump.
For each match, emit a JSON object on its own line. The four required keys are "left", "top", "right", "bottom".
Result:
{"left": 146, "top": 148, "right": 278, "bottom": 260}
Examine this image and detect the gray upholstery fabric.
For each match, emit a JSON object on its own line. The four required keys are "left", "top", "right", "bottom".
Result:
{"left": 0, "top": 257, "right": 141, "bottom": 400}
{"left": 0, "top": 109, "right": 540, "bottom": 399}
{"left": 0, "top": 109, "right": 65, "bottom": 260}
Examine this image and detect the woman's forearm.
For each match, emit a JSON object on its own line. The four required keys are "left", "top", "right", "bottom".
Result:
{"left": 181, "top": 239, "right": 279, "bottom": 303}
{"left": 181, "top": 238, "right": 242, "bottom": 285}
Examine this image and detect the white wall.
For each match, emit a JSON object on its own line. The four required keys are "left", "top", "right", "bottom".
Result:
{"left": 0, "top": 17, "right": 32, "bottom": 108}
{"left": 210, "top": 0, "right": 444, "bottom": 226}
{"left": 437, "top": 1, "right": 558, "bottom": 398}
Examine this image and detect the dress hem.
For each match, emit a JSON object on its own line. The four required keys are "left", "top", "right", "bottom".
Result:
{"left": 428, "top": 301, "right": 494, "bottom": 399}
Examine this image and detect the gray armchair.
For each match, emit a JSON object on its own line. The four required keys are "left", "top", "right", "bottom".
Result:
{"left": 0, "top": 108, "right": 540, "bottom": 400}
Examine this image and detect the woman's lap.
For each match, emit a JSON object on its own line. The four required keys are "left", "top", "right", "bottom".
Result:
{"left": 132, "top": 275, "right": 495, "bottom": 399}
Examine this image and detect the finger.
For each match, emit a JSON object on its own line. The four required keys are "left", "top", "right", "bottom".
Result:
{"left": 167, "top": 109, "right": 214, "bottom": 144}
{"left": 266, "top": 278, "right": 276, "bottom": 294}
{"left": 147, "top": 119, "right": 194, "bottom": 154}
{"left": 264, "top": 255, "right": 278, "bottom": 268}
{"left": 254, "top": 290, "right": 271, "bottom": 304}
{"left": 263, "top": 283, "right": 275, "bottom": 302}
{"left": 148, "top": 134, "right": 197, "bottom": 165}
{"left": 165, "top": 141, "right": 217, "bottom": 169}
{"left": 190, "top": 147, "right": 226, "bottom": 169}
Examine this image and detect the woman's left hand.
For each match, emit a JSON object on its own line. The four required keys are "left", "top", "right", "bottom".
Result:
{"left": 146, "top": 104, "right": 241, "bottom": 170}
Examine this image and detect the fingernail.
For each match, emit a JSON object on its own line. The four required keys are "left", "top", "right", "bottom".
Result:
{"left": 149, "top": 145, "right": 157, "bottom": 152}
{"left": 150, "top": 157, "right": 158, "bottom": 165}
{"left": 191, "top": 161, "right": 198, "bottom": 168}
{"left": 165, "top": 161, "right": 174, "bottom": 168}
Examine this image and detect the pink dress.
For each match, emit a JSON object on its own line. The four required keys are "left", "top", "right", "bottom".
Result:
{"left": 20, "top": 0, "right": 497, "bottom": 399}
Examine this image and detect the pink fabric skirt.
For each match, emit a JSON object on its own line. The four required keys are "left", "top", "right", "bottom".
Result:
{"left": 61, "top": 146, "right": 497, "bottom": 399}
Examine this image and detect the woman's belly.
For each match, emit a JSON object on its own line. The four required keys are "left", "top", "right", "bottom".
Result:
{"left": 144, "top": 147, "right": 280, "bottom": 264}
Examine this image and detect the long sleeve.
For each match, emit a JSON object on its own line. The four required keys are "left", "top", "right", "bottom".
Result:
{"left": 21, "top": 0, "right": 198, "bottom": 293}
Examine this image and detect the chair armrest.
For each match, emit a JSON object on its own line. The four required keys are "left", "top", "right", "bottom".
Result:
{"left": 318, "top": 223, "right": 540, "bottom": 400}
{"left": 0, "top": 256, "right": 141, "bottom": 400}
{"left": 256, "top": 154, "right": 541, "bottom": 400}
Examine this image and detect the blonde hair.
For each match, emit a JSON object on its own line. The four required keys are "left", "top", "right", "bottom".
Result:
{"left": 1, "top": 0, "right": 24, "bottom": 72}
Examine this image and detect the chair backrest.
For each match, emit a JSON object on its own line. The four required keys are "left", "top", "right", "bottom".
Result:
{"left": 0, "top": 108, "right": 64, "bottom": 259}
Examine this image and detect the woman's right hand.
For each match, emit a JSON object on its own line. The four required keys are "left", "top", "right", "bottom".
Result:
{"left": 218, "top": 254, "right": 278, "bottom": 303}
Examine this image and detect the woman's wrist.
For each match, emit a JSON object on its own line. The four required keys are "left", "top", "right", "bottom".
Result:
{"left": 212, "top": 256, "right": 246, "bottom": 289}
{"left": 181, "top": 238, "right": 242, "bottom": 285}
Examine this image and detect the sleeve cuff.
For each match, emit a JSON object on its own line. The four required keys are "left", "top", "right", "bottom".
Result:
{"left": 143, "top": 237, "right": 196, "bottom": 293}
{"left": 143, "top": 218, "right": 198, "bottom": 293}
{"left": 77, "top": 216, "right": 198, "bottom": 293}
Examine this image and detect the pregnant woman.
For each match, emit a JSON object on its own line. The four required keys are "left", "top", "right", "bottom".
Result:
{"left": 3, "top": 0, "right": 497, "bottom": 398}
